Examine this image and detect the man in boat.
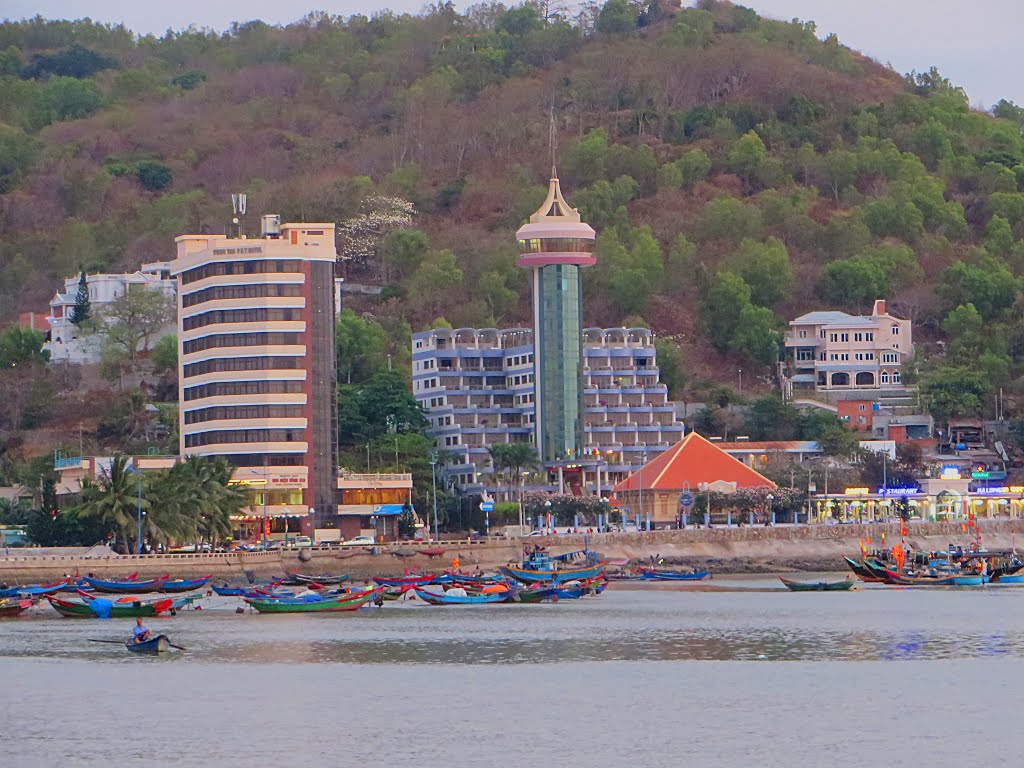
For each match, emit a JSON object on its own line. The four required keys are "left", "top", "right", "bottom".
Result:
{"left": 132, "top": 617, "right": 151, "bottom": 644}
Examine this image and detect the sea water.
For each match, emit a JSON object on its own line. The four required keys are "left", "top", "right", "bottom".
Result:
{"left": 2, "top": 577, "right": 1022, "bottom": 767}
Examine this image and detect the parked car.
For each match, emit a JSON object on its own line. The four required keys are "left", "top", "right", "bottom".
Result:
{"left": 289, "top": 535, "right": 313, "bottom": 547}
{"left": 341, "top": 535, "right": 376, "bottom": 547}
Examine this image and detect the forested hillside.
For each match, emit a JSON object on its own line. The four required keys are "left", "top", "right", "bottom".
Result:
{"left": 3, "top": 0, "right": 1024, "bottom": 417}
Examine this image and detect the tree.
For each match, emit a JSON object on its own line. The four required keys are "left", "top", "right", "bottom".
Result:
{"left": 654, "top": 338, "right": 686, "bottom": 399}
{"left": 136, "top": 160, "right": 173, "bottom": 192}
{"left": 699, "top": 196, "right": 763, "bottom": 242}
{"left": 700, "top": 271, "right": 751, "bottom": 353}
{"left": 938, "top": 258, "right": 1018, "bottom": 320}
{"left": 732, "top": 304, "right": 780, "bottom": 365}
{"left": 336, "top": 309, "right": 388, "bottom": 385}
{"left": 488, "top": 442, "right": 538, "bottom": 498}
{"left": 596, "top": 0, "right": 636, "bottom": 35}
{"left": 69, "top": 270, "right": 91, "bottom": 326}
{"left": 94, "top": 286, "right": 175, "bottom": 364}
{"left": 730, "top": 237, "right": 793, "bottom": 308}
{"left": 0, "top": 327, "right": 50, "bottom": 369}
{"left": 0, "top": 123, "right": 40, "bottom": 193}
{"left": 77, "top": 455, "right": 147, "bottom": 553}
{"left": 379, "top": 228, "right": 429, "bottom": 282}
{"left": 339, "top": 195, "right": 416, "bottom": 267}
{"left": 338, "top": 369, "right": 428, "bottom": 447}
{"left": 150, "top": 334, "right": 178, "bottom": 375}
{"left": 985, "top": 215, "right": 1014, "bottom": 257}
{"left": 728, "top": 130, "right": 767, "bottom": 191}
{"left": 920, "top": 366, "right": 990, "bottom": 423}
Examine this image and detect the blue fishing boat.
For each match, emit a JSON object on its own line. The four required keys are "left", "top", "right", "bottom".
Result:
{"left": 995, "top": 572, "right": 1024, "bottom": 584}
{"left": 162, "top": 575, "right": 212, "bottom": 593}
{"left": 413, "top": 588, "right": 508, "bottom": 605}
{"left": 82, "top": 575, "right": 169, "bottom": 594}
{"left": 500, "top": 549, "right": 605, "bottom": 585}
{"left": 638, "top": 568, "right": 709, "bottom": 581}
{"left": 211, "top": 584, "right": 246, "bottom": 596}
{"left": 0, "top": 577, "right": 72, "bottom": 597}
{"left": 951, "top": 574, "right": 988, "bottom": 587}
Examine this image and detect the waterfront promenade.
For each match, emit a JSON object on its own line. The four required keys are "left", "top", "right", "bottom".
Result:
{"left": 2, "top": 519, "right": 1022, "bottom": 582}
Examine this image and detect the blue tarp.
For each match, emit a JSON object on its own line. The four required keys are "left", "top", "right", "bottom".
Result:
{"left": 88, "top": 597, "right": 113, "bottom": 619}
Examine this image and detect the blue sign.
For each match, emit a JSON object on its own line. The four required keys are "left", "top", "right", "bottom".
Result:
{"left": 877, "top": 486, "right": 919, "bottom": 496}
{"left": 480, "top": 501, "right": 494, "bottom": 512}
{"left": 679, "top": 493, "right": 694, "bottom": 509}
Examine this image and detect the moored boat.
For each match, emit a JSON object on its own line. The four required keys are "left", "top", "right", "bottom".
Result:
{"left": 47, "top": 593, "right": 197, "bottom": 618}
{"left": 780, "top": 577, "right": 855, "bottom": 592}
{"left": 951, "top": 573, "right": 988, "bottom": 587}
{"left": 162, "top": 575, "right": 212, "bottom": 593}
{"left": 0, "top": 598, "right": 33, "bottom": 617}
{"left": 638, "top": 568, "right": 709, "bottom": 581}
{"left": 373, "top": 574, "right": 435, "bottom": 587}
{"left": 82, "top": 575, "right": 169, "bottom": 594}
{"left": 413, "top": 587, "right": 508, "bottom": 605}
{"left": 0, "top": 577, "right": 71, "bottom": 598}
{"left": 245, "top": 588, "right": 377, "bottom": 613}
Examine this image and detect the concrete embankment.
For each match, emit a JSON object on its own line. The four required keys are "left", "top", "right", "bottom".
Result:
{"left": 2, "top": 520, "right": 1021, "bottom": 583}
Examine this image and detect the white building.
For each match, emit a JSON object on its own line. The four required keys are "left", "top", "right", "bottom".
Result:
{"left": 46, "top": 262, "right": 177, "bottom": 364}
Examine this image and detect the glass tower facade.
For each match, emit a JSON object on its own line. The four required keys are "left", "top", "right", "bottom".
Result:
{"left": 535, "top": 264, "right": 584, "bottom": 463}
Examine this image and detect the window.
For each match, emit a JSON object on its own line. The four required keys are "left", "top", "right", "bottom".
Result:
{"left": 182, "top": 283, "right": 302, "bottom": 307}
{"left": 184, "top": 380, "right": 304, "bottom": 401}
{"left": 854, "top": 333, "right": 862, "bottom": 342}
{"left": 829, "top": 333, "right": 838, "bottom": 342}
{"left": 184, "top": 429, "right": 305, "bottom": 447}
{"left": 881, "top": 372, "right": 890, "bottom": 384}
{"left": 882, "top": 352, "right": 898, "bottom": 363}
{"left": 183, "top": 356, "right": 303, "bottom": 378}
{"left": 866, "top": 332, "right": 874, "bottom": 341}
{"left": 181, "top": 259, "right": 302, "bottom": 285}
{"left": 799, "top": 330, "right": 807, "bottom": 338}
{"left": 182, "top": 332, "right": 302, "bottom": 354}
{"left": 840, "top": 333, "right": 849, "bottom": 342}
{"left": 891, "top": 324, "right": 899, "bottom": 335}
{"left": 893, "top": 371, "right": 901, "bottom": 383}
{"left": 183, "top": 307, "right": 302, "bottom": 331}
{"left": 185, "top": 405, "right": 304, "bottom": 424}
{"left": 858, "top": 404, "right": 866, "bottom": 411}
{"left": 866, "top": 352, "right": 874, "bottom": 360}
{"left": 819, "top": 330, "right": 826, "bottom": 339}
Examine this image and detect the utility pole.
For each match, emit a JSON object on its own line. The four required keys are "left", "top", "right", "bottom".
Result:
{"left": 430, "top": 453, "right": 439, "bottom": 542}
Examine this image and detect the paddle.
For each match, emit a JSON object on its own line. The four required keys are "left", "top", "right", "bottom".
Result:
{"left": 87, "top": 638, "right": 126, "bottom": 644}
{"left": 167, "top": 642, "right": 187, "bottom": 651}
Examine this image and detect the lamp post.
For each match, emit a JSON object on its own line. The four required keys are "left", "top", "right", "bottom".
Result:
{"left": 430, "top": 453, "right": 439, "bottom": 543}
{"left": 639, "top": 451, "right": 648, "bottom": 532}
{"left": 767, "top": 493, "right": 775, "bottom": 526}
{"left": 136, "top": 471, "right": 143, "bottom": 556}
{"left": 519, "top": 471, "right": 528, "bottom": 533}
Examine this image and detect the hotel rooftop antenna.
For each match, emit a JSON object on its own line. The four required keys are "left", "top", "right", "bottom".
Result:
{"left": 230, "top": 193, "right": 247, "bottom": 239}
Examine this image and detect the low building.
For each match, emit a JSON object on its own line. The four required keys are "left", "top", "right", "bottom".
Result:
{"left": 613, "top": 432, "right": 776, "bottom": 525}
{"left": 411, "top": 326, "right": 684, "bottom": 494}
{"left": 47, "top": 262, "right": 177, "bottom": 364}
{"left": 784, "top": 299, "right": 911, "bottom": 391}
{"left": 335, "top": 471, "right": 414, "bottom": 542}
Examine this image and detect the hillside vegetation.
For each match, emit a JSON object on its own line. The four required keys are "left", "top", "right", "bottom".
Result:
{"left": 3, "top": 0, "right": 1024, "bottom": 423}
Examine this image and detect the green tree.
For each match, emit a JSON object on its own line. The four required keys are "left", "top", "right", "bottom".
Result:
{"left": 596, "top": 0, "right": 636, "bottom": 35}
{"left": 728, "top": 130, "right": 767, "bottom": 190}
{"left": 699, "top": 196, "right": 763, "bottom": 242}
{"left": 488, "top": 442, "right": 538, "bottom": 502}
{"left": 732, "top": 304, "right": 780, "bottom": 365}
{"left": 938, "top": 258, "right": 1017, "bottom": 319}
{"left": 654, "top": 338, "right": 686, "bottom": 399}
{"left": 730, "top": 237, "right": 793, "bottom": 307}
{"left": 0, "top": 327, "right": 50, "bottom": 369}
{"left": 379, "top": 228, "right": 429, "bottom": 282}
{"left": 336, "top": 308, "right": 388, "bottom": 385}
{"left": 94, "top": 286, "right": 175, "bottom": 364}
{"left": 984, "top": 215, "right": 1014, "bottom": 257}
{"left": 700, "top": 271, "right": 751, "bottom": 353}
{"left": 677, "top": 148, "right": 712, "bottom": 188}
{"left": 150, "top": 334, "right": 178, "bottom": 375}
{"left": 136, "top": 160, "right": 173, "bottom": 192}
{"left": 69, "top": 270, "right": 91, "bottom": 326}
{"left": 0, "top": 123, "right": 39, "bottom": 193}
{"left": 921, "top": 366, "right": 990, "bottom": 423}
{"left": 77, "top": 455, "right": 147, "bottom": 553}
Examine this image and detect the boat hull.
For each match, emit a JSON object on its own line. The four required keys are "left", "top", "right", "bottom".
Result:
{"left": 499, "top": 563, "right": 606, "bottom": 585}
{"left": 245, "top": 589, "right": 376, "bottom": 613}
{"left": 82, "top": 576, "right": 169, "bottom": 594}
{"left": 951, "top": 574, "right": 988, "bottom": 586}
{"left": 0, "top": 598, "right": 33, "bottom": 617}
{"left": 126, "top": 634, "right": 170, "bottom": 654}
{"left": 413, "top": 588, "right": 508, "bottom": 605}
{"left": 780, "top": 577, "right": 854, "bottom": 592}
{"left": 161, "top": 576, "right": 212, "bottom": 593}
{"left": 47, "top": 594, "right": 196, "bottom": 618}
{"left": 638, "top": 569, "right": 709, "bottom": 581}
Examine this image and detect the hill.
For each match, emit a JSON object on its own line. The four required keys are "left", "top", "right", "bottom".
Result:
{"left": 2, "top": 0, "right": 1024, "bottom": 424}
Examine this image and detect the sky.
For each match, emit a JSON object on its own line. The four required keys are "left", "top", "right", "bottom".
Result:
{"left": 3, "top": 0, "right": 1022, "bottom": 108}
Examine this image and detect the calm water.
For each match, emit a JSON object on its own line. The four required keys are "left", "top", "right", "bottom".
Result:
{"left": 3, "top": 576, "right": 1024, "bottom": 767}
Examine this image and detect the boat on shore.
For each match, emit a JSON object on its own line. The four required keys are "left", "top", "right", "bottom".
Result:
{"left": 161, "top": 576, "right": 212, "bottom": 593}
{"left": 780, "top": 577, "right": 855, "bottom": 592}
{"left": 245, "top": 588, "right": 377, "bottom": 613}
{"left": 81, "top": 575, "right": 169, "bottom": 594}
{"left": 0, "top": 598, "right": 33, "bottom": 617}
{"left": 638, "top": 568, "right": 709, "bottom": 581}
{"left": 843, "top": 556, "right": 886, "bottom": 582}
{"left": 47, "top": 593, "right": 198, "bottom": 618}
{"left": 373, "top": 574, "right": 435, "bottom": 587}
{"left": 0, "top": 578, "right": 71, "bottom": 598}
{"left": 500, "top": 548, "right": 606, "bottom": 585}
{"left": 413, "top": 587, "right": 508, "bottom": 605}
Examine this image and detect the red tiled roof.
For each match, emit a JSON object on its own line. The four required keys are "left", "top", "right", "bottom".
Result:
{"left": 613, "top": 432, "right": 776, "bottom": 493}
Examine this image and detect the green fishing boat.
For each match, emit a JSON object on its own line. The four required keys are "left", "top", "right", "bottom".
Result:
{"left": 47, "top": 594, "right": 198, "bottom": 618}
{"left": 779, "top": 577, "right": 855, "bottom": 592}
{"left": 245, "top": 588, "right": 377, "bottom": 613}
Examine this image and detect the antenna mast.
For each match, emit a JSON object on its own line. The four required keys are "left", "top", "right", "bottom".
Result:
{"left": 548, "top": 98, "right": 558, "bottom": 176}
{"left": 230, "top": 193, "right": 247, "bottom": 239}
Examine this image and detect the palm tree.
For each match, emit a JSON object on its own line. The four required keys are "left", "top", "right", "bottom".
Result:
{"left": 78, "top": 455, "right": 148, "bottom": 553}
{"left": 488, "top": 442, "right": 538, "bottom": 503}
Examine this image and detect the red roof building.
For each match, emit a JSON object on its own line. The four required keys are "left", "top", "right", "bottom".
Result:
{"left": 612, "top": 432, "right": 776, "bottom": 522}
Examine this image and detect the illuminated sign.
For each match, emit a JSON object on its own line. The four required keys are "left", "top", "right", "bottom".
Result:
{"left": 940, "top": 466, "right": 961, "bottom": 480}
{"left": 844, "top": 487, "right": 870, "bottom": 495}
{"left": 975, "top": 485, "right": 1024, "bottom": 495}
{"left": 877, "top": 487, "right": 920, "bottom": 496}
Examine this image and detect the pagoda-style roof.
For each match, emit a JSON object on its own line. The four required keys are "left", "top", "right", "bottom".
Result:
{"left": 613, "top": 432, "right": 776, "bottom": 493}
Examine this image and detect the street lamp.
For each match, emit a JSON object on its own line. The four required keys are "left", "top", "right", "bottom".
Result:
{"left": 639, "top": 451, "right": 648, "bottom": 532}
{"left": 136, "top": 471, "right": 143, "bottom": 555}
{"left": 429, "top": 453, "right": 439, "bottom": 542}
{"left": 767, "top": 493, "right": 775, "bottom": 526}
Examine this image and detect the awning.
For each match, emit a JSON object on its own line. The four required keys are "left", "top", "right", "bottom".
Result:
{"left": 372, "top": 504, "right": 406, "bottom": 516}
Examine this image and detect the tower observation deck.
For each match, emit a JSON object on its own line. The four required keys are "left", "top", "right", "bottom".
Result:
{"left": 516, "top": 174, "right": 596, "bottom": 464}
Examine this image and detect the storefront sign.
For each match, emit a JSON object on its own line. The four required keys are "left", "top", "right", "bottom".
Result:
{"left": 877, "top": 487, "right": 920, "bottom": 496}
{"left": 844, "top": 487, "right": 870, "bottom": 495}
{"left": 940, "top": 466, "right": 961, "bottom": 480}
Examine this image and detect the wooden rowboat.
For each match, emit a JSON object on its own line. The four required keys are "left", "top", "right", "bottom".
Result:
{"left": 638, "top": 568, "right": 709, "bottom": 581}
{"left": 82, "top": 575, "right": 169, "bottom": 594}
{"left": 47, "top": 593, "right": 197, "bottom": 618}
{"left": 780, "top": 577, "right": 855, "bottom": 592}
{"left": 126, "top": 634, "right": 171, "bottom": 654}
{"left": 161, "top": 575, "right": 212, "bottom": 593}
{"left": 413, "top": 588, "right": 508, "bottom": 605}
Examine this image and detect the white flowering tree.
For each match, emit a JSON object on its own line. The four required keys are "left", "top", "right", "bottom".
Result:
{"left": 338, "top": 195, "right": 416, "bottom": 271}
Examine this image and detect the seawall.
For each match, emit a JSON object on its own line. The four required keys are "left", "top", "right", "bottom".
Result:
{"left": 2, "top": 520, "right": 1020, "bottom": 583}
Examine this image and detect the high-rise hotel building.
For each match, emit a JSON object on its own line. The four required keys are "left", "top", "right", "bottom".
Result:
{"left": 171, "top": 217, "right": 338, "bottom": 535}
